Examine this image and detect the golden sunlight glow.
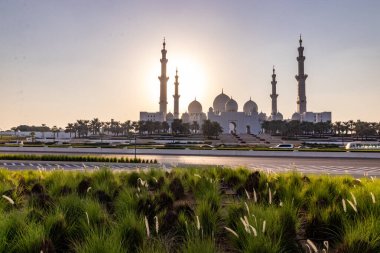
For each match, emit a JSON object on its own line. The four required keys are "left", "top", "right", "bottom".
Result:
{"left": 142, "top": 53, "right": 208, "bottom": 113}
{"left": 168, "top": 55, "right": 207, "bottom": 112}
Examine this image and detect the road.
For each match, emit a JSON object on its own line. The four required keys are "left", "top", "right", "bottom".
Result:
{"left": 1, "top": 155, "right": 380, "bottom": 177}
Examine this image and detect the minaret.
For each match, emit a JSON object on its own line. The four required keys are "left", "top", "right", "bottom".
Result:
{"left": 295, "top": 35, "right": 308, "bottom": 114}
{"left": 173, "top": 68, "right": 180, "bottom": 119}
{"left": 270, "top": 66, "right": 278, "bottom": 117}
{"left": 159, "top": 38, "right": 169, "bottom": 118}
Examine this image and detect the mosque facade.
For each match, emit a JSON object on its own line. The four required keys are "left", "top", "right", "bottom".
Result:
{"left": 207, "top": 91, "right": 261, "bottom": 134}
{"left": 140, "top": 37, "right": 332, "bottom": 134}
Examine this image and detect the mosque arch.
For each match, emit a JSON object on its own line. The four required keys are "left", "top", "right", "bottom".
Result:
{"left": 246, "top": 125, "right": 251, "bottom": 134}
{"left": 229, "top": 121, "right": 237, "bottom": 134}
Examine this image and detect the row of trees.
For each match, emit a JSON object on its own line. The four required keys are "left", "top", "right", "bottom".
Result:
{"left": 62, "top": 118, "right": 220, "bottom": 138}
{"left": 10, "top": 118, "right": 224, "bottom": 139}
{"left": 64, "top": 119, "right": 133, "bottom": 138}
{"left": 261, "top": 120, "right": 380, "bottom": 140}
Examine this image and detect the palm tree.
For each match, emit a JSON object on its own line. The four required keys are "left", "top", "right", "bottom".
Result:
{"left": 51, "top": 126, "right": 59, "bottom": 141}
{"left": 132, "top": 121, "right": 138, "bottom": 134}
{"left": 376, "top": 122, "right": 380, "bottom": 137}
{"left": 73, "top": 123, "right": 79, "bottom": 138}
{"left": 342, "top": 121, "right": 350, "bottom": 136}
{"left": 65, "top": 123, "right": 74, "bottom": 138}
{"left": 333, "top": 121, "right": 342, "bottom": 136}
{"left": 261, "top": 121, "right": 270, "bottom": 134}
{"left": 348, "top": 120, "right": 355, "bottom": 136}
{"left": 89, "top": 118, "right": 101, "bottom": 135}
{"left": 104, "top": 121, "right": 111, "bottom": 135}
{"left": 171, "top": 119, "right": 182, "bottom": 135}
{"left": 114, "top": 121, "right": 122, "bottom": 136}
{"left": 162, "top": 121, "right": 170, "bottom": 133}
{"left": 201, "top": 120, "right": 222, "bottom": 138}
{"left": 30, "top": 132, "right": 36, "bottom": 142}
{"left": 300, "top": 121, "right": 314, "bottom": 135}
{"left": 41, "top": 124, "right": 46, "bottom": 139}
{"left": 286, "top": 120, "right": 300, "bottom": 137}
{"left": 153, "top": 121, "right": 162, "bottom": 134}
{"left": 76, "top": 120, "right": 89, "bottom": 138}
{"left": 191, "top": 121, "right": 200, "bottom": 134}
{"left": 145, "top": 121, "right": 154, "bottom": 135}
{"left": 121, "top": 120, "right": 132, "bottom": 136}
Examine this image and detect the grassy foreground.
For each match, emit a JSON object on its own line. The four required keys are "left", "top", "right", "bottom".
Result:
{"left": 0, "top": 167, "right": 379, "bottom": 253}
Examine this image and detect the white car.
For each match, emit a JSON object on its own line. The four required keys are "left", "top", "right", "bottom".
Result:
{"left": 273, "top": 144, "right": 294, "bottom": 149}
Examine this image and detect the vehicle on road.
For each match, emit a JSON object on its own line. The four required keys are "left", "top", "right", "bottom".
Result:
{"left": 345, "top": 142, "right": 380, "bottom": 150}
{"left": 271, "top": 144, "right": 294, "bottom": 149}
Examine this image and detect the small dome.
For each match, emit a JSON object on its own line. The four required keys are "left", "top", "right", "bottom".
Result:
{"left": 276, "top": 112, "right": 283, "bottom": 120}
{"left": 243, "top": 98, "right": 258, "bottom": 114}
{"left": 188, "top": 99, "right": 203, "bottom": 114}
{"left": 213, "top": 90, "right": 230, "bottom": 113}
{"left": 181, "top": 111, "right": 189, "bottom": 118}
{"left": 181, "top": 112, "right": 190, "bottom": 123}
{"left": 166, "top": 112, "right": 174, "bottom": 121}
{"left": 291, "top": 112, "right": 301, "bottom": 121}
{"left": 225, "top": 97, "right": 238, "bottom": 112}
{"left": 208, "top": 107, "right": 213, "bottom": 113}
{"left": 258, "top": 112, "right": 267, "bottom": 121}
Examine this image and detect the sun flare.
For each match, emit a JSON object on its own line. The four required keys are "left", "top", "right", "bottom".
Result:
{"left": 167, "top": 56, "right": 207, "bottom": 112}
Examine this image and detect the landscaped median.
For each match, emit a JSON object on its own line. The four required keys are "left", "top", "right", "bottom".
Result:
{"left": 0, "top": 154, "right": 157, "bottom": 164}
{"left": 0, "top": 167, "right": 379, "bottom": 252}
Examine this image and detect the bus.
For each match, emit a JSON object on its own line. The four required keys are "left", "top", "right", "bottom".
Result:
{"left": 345, "top": 142, "right": 380, "bottom": 150}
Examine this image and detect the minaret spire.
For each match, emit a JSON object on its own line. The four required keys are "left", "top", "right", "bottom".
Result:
{"left": 173, "top": 68, "right": 180, "bottom": 119}
{"left": 270, "top": 66, "right": 279, "bottom": 117}
{"left": 295, "top": 35, "right": 308, "bottom": 114}
{"left": 159, "top": 38, "right": 169, "bottom": 119}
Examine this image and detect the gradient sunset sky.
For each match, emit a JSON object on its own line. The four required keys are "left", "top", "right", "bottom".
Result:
{"left": 1, "top": 0, "right": 379, "bottom": 130}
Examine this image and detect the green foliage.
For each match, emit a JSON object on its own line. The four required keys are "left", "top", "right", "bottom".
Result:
{"left": 0, "top": 154, "right": 156, "bottom": 163}
{"left": 0, "top": 167, "right": 379, "bottom": 252}
{"left": 182, "top": 237, "right": 217, "bottom": 253}
{"left": 74, "top": 228, "right": 122, "bottom": 253}
{"left": 116, "top": 211, "right": 145, "bottom": 253}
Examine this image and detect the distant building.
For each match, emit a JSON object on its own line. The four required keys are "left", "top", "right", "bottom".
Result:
{"left": 207, "top": 91, "right": 261, "bottom": 134}
{"left": 139, "top": 112, "right": 164, "bottom": 122}
{"left": 140, "top": 36, "right": 332, "bottom": 132}
{"left": 291, "top": 111, "right": 332, "bottom": 123}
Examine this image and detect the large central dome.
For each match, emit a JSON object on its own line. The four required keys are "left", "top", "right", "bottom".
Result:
{"left": 188, "top": 99, "right": 203, "bottom": 114}
{"left": 213, "top": 90, "right": 230, "bottom": 113}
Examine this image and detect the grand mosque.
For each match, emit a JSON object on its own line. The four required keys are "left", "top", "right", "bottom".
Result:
{"left": 140, "top": 37, "right": 331, "bottom": 134}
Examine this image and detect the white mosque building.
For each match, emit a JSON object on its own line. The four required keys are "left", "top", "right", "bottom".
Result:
{"left": 140, "top": 37, "right": 331, "bottom": 134}
{"left": 206, "top": 91, "right": 261, "bottom": 134}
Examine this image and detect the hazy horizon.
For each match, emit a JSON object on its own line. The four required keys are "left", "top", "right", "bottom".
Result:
{"left": 1, "top": 0, "right": 380, "bottom": 130}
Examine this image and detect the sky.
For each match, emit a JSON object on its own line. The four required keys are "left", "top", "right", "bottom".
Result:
{"left": 0, "top": 0, "right": 380, "bottom": 130}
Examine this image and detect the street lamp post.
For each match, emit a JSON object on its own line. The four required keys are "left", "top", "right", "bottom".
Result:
{"left": 100, "top": 127, "right": 103, "bottom": 144}
{"left": 17, "top": 130, "right": 20, "bottom": 144}
{"left": 134, "top": 134, "right": 137, "bottom": 160}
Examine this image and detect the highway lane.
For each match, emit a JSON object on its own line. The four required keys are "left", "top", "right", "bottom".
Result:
{"left": 127, "top": 155, "right": 380, "bottom": 177}
{"left": 1, "top": 155, "right": 380, "bottom": 177}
